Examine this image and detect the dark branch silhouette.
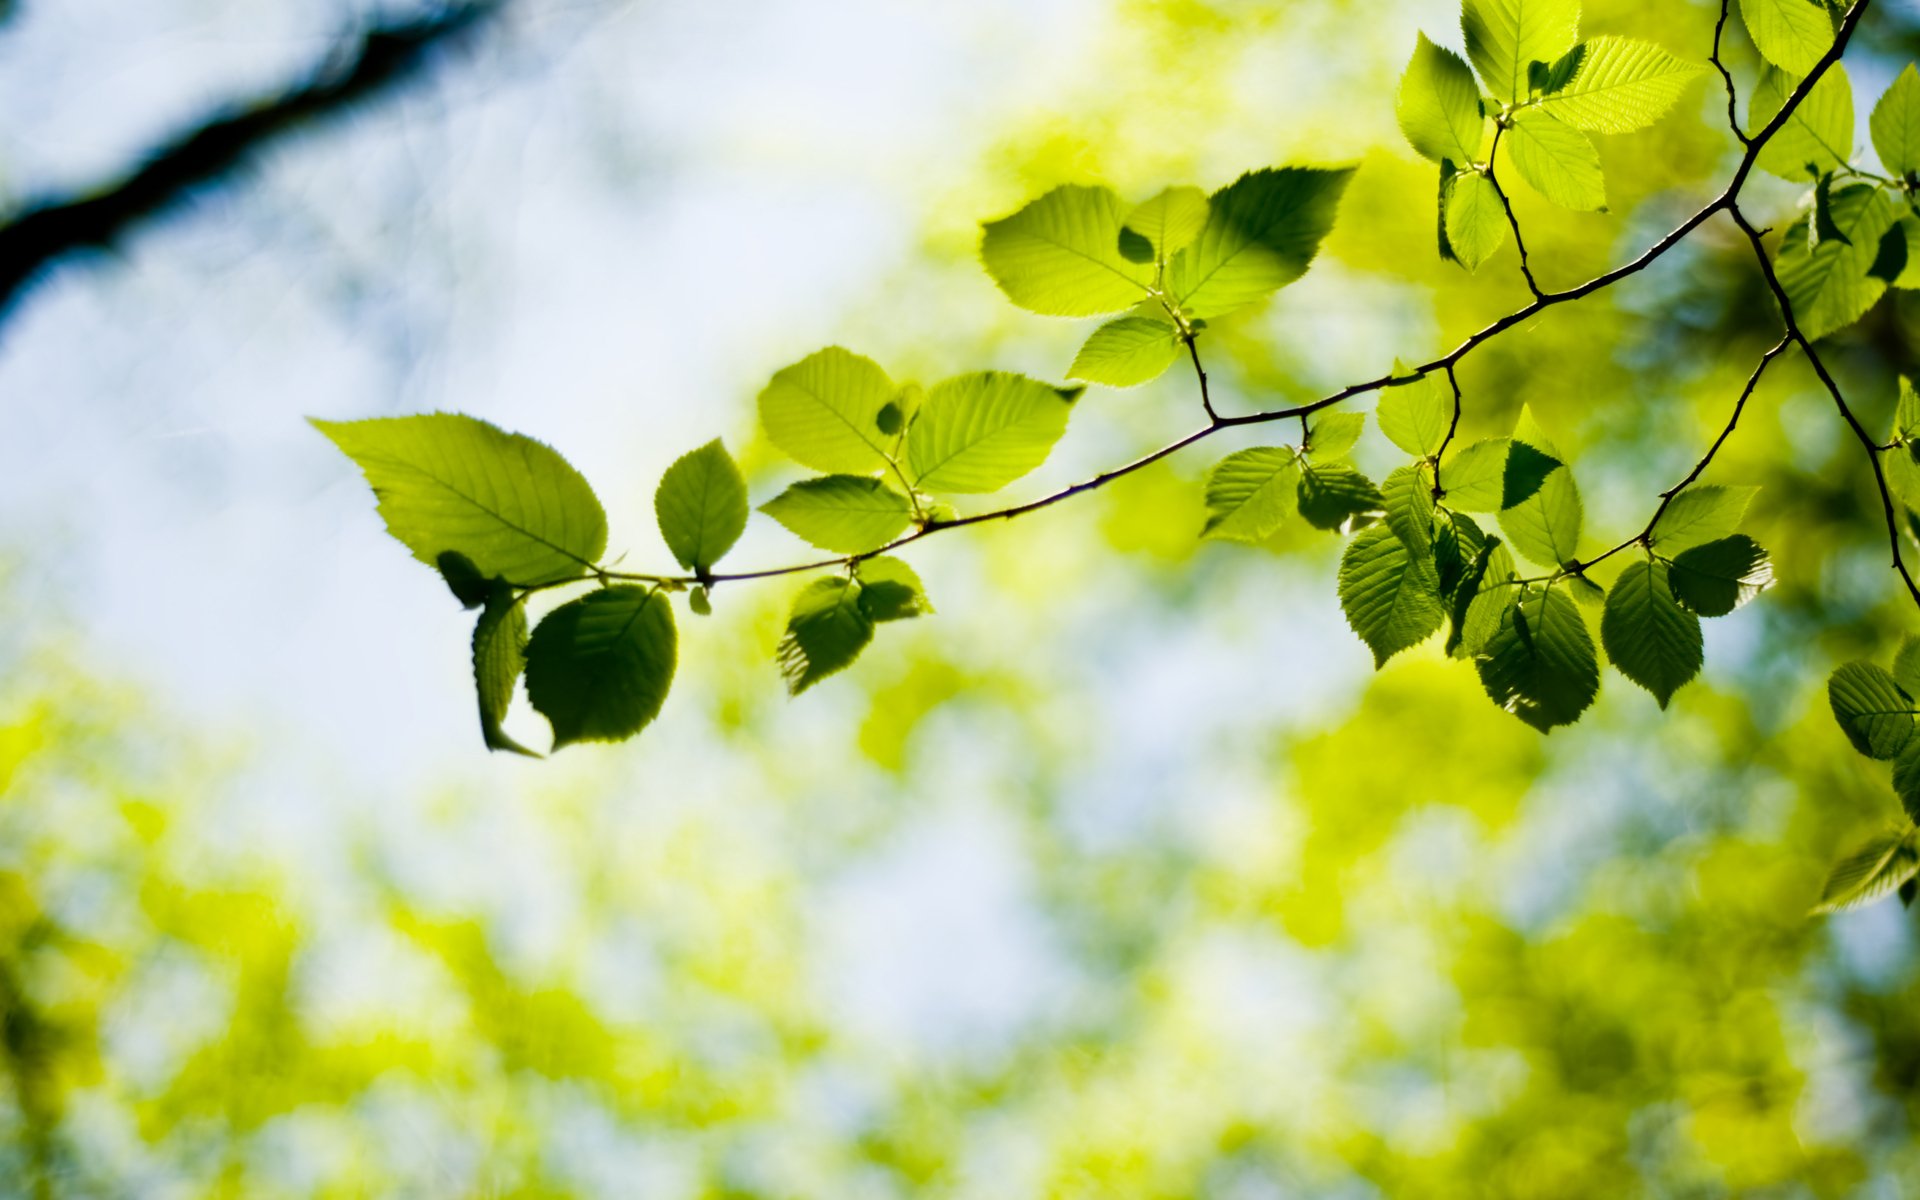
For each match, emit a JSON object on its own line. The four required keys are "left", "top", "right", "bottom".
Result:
{"left": 0, "top": 1, "right": 501, "bottom": 319}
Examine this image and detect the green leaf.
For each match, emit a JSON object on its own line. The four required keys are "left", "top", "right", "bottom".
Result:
{"left": 1870, "top": 219, "right": 1910, "bottom": 284}
{"left": 1121, "top": 187, "right": 1211, "bottom": 265}
{"left": 1828, "top": 661, "right": 1918, "bottom": 759}
{"left": 1894, "top": 632, "right": 1920, "bottom": 695}
{"left": 1379, "top": 363, "right": 1454, "bottom": 457}
{"left": 906, "top": 372, "right": 1081, "bottom": 494}
{"left": 313, "top": 413, "right": 606, "bottom": 588}
{"left": 1165, "top": 167, "right": 1355, "bottom": 319}
{"left": 437, "top": 550, "right": 491, "bottom": 609}
{"left": 1540, "top": 44, "right": 1587, "bottom": 95}
{"left": 473, "top": 587, "right": 538, "bottom": 757}
{"left": 1462, "top": 0, "right": 1581, "bottom": 103}
{"left": 688, "top": 586, "right": 712, "bottom": 616}
{"left": 1297, "top": 463, "right": 1386, "bottom": 531}
{"left": 1068, "top": 315, "right": 1182, "bottom": 387}
{"left": 1898, "top": 376, "right": 1920, "bottom": 441}
{"left": 1505, "top": 110, "right": 1607, "bottom": 211}
{"left": 757, "top": 346, "right": 897, "bottom": 475}
{"left": 1752, "top": 65, "right": 1853, "bottom": 181}
{"left": 1455, "top": 541, "right": 1518, "bottom": 658}
{"left": 1440, "top": 437, "right": 1510, "bottom": 511}
{"left": 1537, "top": 36, "right": 1705, "bottom": 134}
{"left": 1739, "top": 0, "right": 1836, "bottom": 76}
{"left": 980, "top": 184, "right": 1153, "bottom": 316}
{"left": 1874, "top": 64, "right": 1920, "bottom": 177}
{"left": 525, "top": 586, "right": 677, "bottom": 749}
{"left": 1498, "top": 411, "right": 1583, "bottom": 568}
{"left": 1397, "top": 33, "right": 1488, "bottom": 164}
{"left": 1307, "top": 412, "right": 1367, "bottom": 462}
{"left": 1894, "top": 741, "right": 1920, "bottom": 822}
{"left": 777, "top": 578, "right": 874, "bottom": 695}
{"left": 1445, "top": 171, "right": 1509, "bottom": 271}
{"left": 1812, "top": 172, "right": 1851, "bottom": 249}
{"left": 1601, "top": 560, "right": 1702, "bottom": 708}
{"left": 856, "top": 557, "right": 932, "bottom": 623}
{"left": 1667, "top": 535, "right": 1774, "bottom": 616}
{"left": 1812, "top": 828, "right": 1920, "bottom": 914}
{"left": 1650, "top": 484, "right": 1758, "bottom": 554}
{"left": 1501, "top": 441, "right": 1562, "bottom": 509}
{"left": 1338, "top": 523, "right": 1447, "bottom": 667}
{"left": 1382, "top": 463, "right": 1437, "bottom": 556}
{"left": 1476, "top": 588, "right": 1600, "bottom": 732}
{"left": 1202, "top": 447, "right": 1301, "bottom": 542}
{"left": 1889, "top": 215, "right": 1920, "bottom": 289}
{"left": 1888, "top": 379, "right": 1920, "bottom": 512}
{"left": 1775, "top": 184, "right": 1898, "bottom": 340}
{"left": 655, "top": 439, "right": 749, "bottom": 574}
{"left": 760, "top": 476, "right": 914, "bottom": 553}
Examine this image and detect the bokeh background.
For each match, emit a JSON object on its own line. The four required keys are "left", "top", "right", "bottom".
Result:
{"left": 7, "top": 0, "right": 1920, "bottom": 1194}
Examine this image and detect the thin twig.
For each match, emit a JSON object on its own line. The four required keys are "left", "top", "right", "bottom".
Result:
{"left": 1711, "top": 0, "right": 1752, "bottom": 148}
{"left": 1486, "top": 124, "right": 1545, "bottom": 299}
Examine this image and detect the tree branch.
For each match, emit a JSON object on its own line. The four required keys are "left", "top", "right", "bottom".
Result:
{"left": 0, "top": 1, "right": 502, "bottom": 319}
{"left": 1485, "top": 124, "right": 1544, "bottom": 299}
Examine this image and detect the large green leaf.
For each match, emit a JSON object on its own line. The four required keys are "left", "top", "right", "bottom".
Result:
{"left": 655, "top": 439, "right": 749, "bottom": 574}
{"left": 906, "top": 372, "right": 1082, "bottom": 494}
{"left": 1650, "top": 484, "right": 1758, "bottom": 555}
{"left": 313, "top": 413, "right": 606, "bottom": 587}
{"left": 1537, "top": 36, "right": 1705, "bottom": 134}
{"left": 1873, "top": 64, "right": 1920, "bottom": 177}
{"left": 1382, "top": 463, "right": 1437, "bottom": 557}
{"left": 1498, "top": 411, "right": 1583, "bottom": 568}
{"left": 1812, "top": 828, "right": 1920, "bottom": 915}
{"left": 1378, "top": 363, "right": 1454, "bottom": 458}
{"left": 1506, "top": 110, "right": 1607, "bottom": 211}
{"left": 760, "top": 475, "right": 914, "bottom": 554}
{"left": 1202, "top": 447, "right": 1301, "bottom": 542}
{"left": 524, "top": 586, "right": 677, "bottom": 749}
{"left": 1068, "top": 314, "right": 1183, "bottom": 387}
{"left": 1397, "top": 33, "right": 1487, "bottom": 164}
{"left": 1165, "top": 167, "right": 1355, "bottom": 319}
{"left": 1752, "top": 65, "right": 1853, "bottom": 181}
{"left": 1461, "top": 0, "right": 1582, "bottom": 103}
{"left": 1339, "top": 523, "right": 1447, "bottom": 667}
{"left": 1451, "top": 538, "right": 1516, "bottom": 658}
{"left": 1445, "top": 172, "right": 1509, "bottom": 271}
{"left": 1739, "top": 0, "right": 1836, "bottom": 76}
{"left": 1440, "top": 437, "right": 1510, "bottom": 511}
{"left": 1297, "top": 463, "right": 1386, "bottom": 531}
{"left": 1120, "top": 187, "right": 1210, "bottom": 265}
{"left": 1307, "top": 412, "right": 1367, "bottom": 463}
{"left": 1830, "top": 662, "right": 1918, "bottom": 759}
{"left": 1775, "top": 184, "right": 1897, "bottom": 340}
{"left": 1600, "top": 560, "right": 1702, "bottom": 708}
{"left": 980, "top": 185, "right": 1153, "bottom": 316}
{"left": 473, "top": 587, "right": 538, "bottom": 757}
{"left": 757, "top": 346, "right": 897, "bottom": 475}
{"left": 777, "top": 577, "right": 875, "bottom": 695}
{"left": 1476, "top": 587, "right": 1600, "bottom": 732}
{"left": 1667, "top": 535, "right": 1774, "bottom": 616}
{"left": 856, "top": 557, "right": 932, "bottom": 623}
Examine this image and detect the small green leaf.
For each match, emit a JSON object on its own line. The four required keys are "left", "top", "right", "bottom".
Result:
{"left": 1812, "top": 828, "right": 1920, "bottom": 914}
{"left": 1775, "top": 183, "right": 1898, "bottom": 340}
{"left": 1668, "top": 535, "right": 1774, "bottom": 616}
{"left": 313, "top": 413, "right": 607, "bottom": 587}
{"left": 1894, "top": 633, "right": 1920, "bottom": 695}
{"left": 1121, "top": 187, "right": 1211, "bottom": 264}
{"left": 856, "top": 556, "right": 932, "bottom": 622}
{"left": 1382, "top": 463, "right": 1437, "bottom": 556}
{"left": 1440, "top": 437, "right": 1510, "bottom": 511}
{"left": 688, "top": 586, "right": 712, "bottom": 616}
{"left": 1498, "top": 411, "right": 1583, "bottom": 569}
{"left": 1501, "top": 441, "right": 1563, "bottom": 509}
{"left": 1165, "top": 167, "right": 1355, "bottom": 319}
{"left": 1873, "top": 64, "right": 1920, "bottom": 177}
{"left": 1812, "top": 172, "right": 1851, "bottom": 249}
{"left": 1541, "top": 44, "right": 1587, "bottom": 95}
{"left": 1753, "top": 65, "right": 1853, "bottom": 181}
{"left": 980, "top": 184, "right": 1154, "bottom": 316}
{"left": 1506, "top": 109, "right": 1607, "bottom": 211}
{"left": 1068, "top": 315, "right": 1183, "bottom": 387}
{"left": 525, "top": 586, "right": 677, "bottom": 749}
{"left": 1651, "top": 484, "right": 1758, "bottom": 554}
{"left": 778, "top": 578, "right": 874, "bottom": 695}
{"left": 1740, "top": 0, "right": 1837, "bottom": 76}
{"left": 1462, "top": 0, "right": 1581, "bottom": 103}
{"left": 907, "top": 372, "right": 1081, "bottom": 494}
{"left": 1378, "top": 362, "right": 1454, "bottom": 457}
{"left": 1870, "top": 220, "right": 1910, "bottom": 284}
{"left": 1537, "top": 36, "right": 1705, "bottom": 134}
{"left": 1339, "top": 523, "right": 1447, "bottom": 667}
{"left": 474, "top": 587, "right": 538, "bottom": 757}
{"left": 1444, "top": 171, "right": 1509, "bottom": 271}
{"left": 760, "top": 476, "right": 914, "bottom": 554}
{"left": 1455, "top": 541, "right": 1518, "bottom": 658}
{"left": 758, "top": 346, "right": 897, "bottom": 475}
{"left": 1307, "top": 412, "right": 1367, "bottom": 462}
{"left": 655, "top": 439, "right": 749, "bottom": 574}
{"left": 437, "top": 550, "right": 492, "bottom": 609}
{"left": 1476, "top": 588, "right": 1600, "bottom": 732}
{"left": 1894, "top": 742, "right": 1920, "bottom": 822}
{"left": 1397, "top": 33, "right": 1488, "bottom": 164}
{"left": 1202, "top": 447, "right": 1301, "bottom": 542}
{"left": 1601, "top": 560, "right": 1702, "bottom": 708}
{"left": 1829, "top": 661, "right": 1918, "bottom": 760}
{"left": 1297, "top": 463, "right": 1386, "bottom": 531}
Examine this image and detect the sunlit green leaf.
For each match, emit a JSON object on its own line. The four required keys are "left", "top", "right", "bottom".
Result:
{"left": 1068, "top": 314, "right": 1183, "bottom": 387}
{"left": 1398, "top": 33, "right": 1487, "bottom": 164}
{"left": 525, "top": 586, "right": 677, "bottom": 749}
{"left": 1308, "top": 412, "right": 1367, "bottom": 462}
{"left": 1440, "top": 437, "right": 1510, "bottom": 511}
{"left": 907, "top": 372, "right": 1082, "bottom": 494}
{"left": 1650, "top": 484, "right": 1758, "bottom": 555}
{"left": 1166, "top": 167, "right": 1355, "bottom": 318}
{"left": 1601, "top": 560, "right": 1702, "bottom": 708}
{"left": 1462, "top": 0, "right": 1581, "bottom": 103}
{"left": 778, "top": 578, "right": 874, "bottom": 695}
{"left": 1874, "top": 64, "right": 1920, "bottom": 178}
{"left": 1379, "top": 363, "right": 1454, "bottom": 457}
{"left": 1445, "top": 172, "right": 1508, "bottom": 271}
{"left": 1752, "top": 65, "right": 1853, "bottom": 181}
{"left": 1812, "top": 828, "right": 1920, "bottom": 914}
{"left": 857, "top": 557, "right": 932, "bottom": 623}
{"left": 1498, "top": 411, "right": 1583, "bottom": 568}
{"left": 760, "top": 476, "right": 914, "bottom": 554}
{"left": 1775, "top": 183, "right": 1897, "bottom": 340}
{"left": 1668, "top": 535, "right": 1774, "bottom": 616}
{"left": 655, "top": 439, "right": 749, "bottom": 573}
{"left": 1202, "top": 447, "right": 1301, "bottom": 542}
{"left": 1739, "top": 0, "right": 1836, "bottom": 76}
{"left": 1537, "top": 36, "right": 1705, "bottom": 134}
{"left": 1339, "top": 523, "right": 1447, "bottom": 667}
{"left": 1121, "top": 187, "right": 1211, "bottom": 264}
{"left": 758, "top": 346, "right": 897, "bottom": 475}
{"left": 980, "top": 184, "right": 1153, "bottom": 316}
{"left": 1477, "top": 587, "right": 1600, "bottom": 732}
{"left": 1506, "top": 109, "right": 1607, "bottom": 211}
{"left": 1298, "top": 462, "right": 1386, "bottom": 531}
{"left": 474, "top": 587, "right": 538, "bottom": 757}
